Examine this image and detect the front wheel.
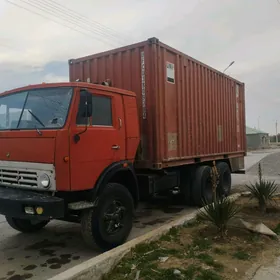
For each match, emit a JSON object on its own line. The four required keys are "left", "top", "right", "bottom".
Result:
{"left": 6, "top": 217, "right": 49, "bottom": 233}
{"left": 81, "top": 183, "right": 134, "bottom": 251}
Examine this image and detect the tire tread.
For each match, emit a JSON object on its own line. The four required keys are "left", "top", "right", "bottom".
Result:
{"left": 81, "top": 183, "right": 134, "bottom": 251}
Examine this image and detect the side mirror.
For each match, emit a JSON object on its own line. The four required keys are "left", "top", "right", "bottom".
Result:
{"left": 87, "top": 102, "right": 92, "bottom": 117}
{"left": 75, "top": 90, "right": 92, "bottom": 143}
{"left": 80, "top": 91, "right": 92, "bottom": 118}
{"left": 81, "top": 103, "right": 92, "bottom": 118}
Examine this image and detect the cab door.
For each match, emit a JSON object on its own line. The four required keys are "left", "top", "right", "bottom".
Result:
{"left": 70, "top": 88, "right": 126, "bottom": 191}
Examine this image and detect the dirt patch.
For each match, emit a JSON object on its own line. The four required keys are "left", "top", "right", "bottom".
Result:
{"left": 104, "top": 197, "right": 280, "bottom": 280}
{"left": 234, "top": 196, "right": 280, "bottom": 230}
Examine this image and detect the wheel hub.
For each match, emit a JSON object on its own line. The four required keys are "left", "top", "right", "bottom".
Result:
{"left": 104, "top": 200, "right": 126, "bottom": 234}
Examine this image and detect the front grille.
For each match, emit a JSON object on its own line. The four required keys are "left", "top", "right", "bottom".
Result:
{"left": 0, "top": 168, "right": 37, "bottom": 188}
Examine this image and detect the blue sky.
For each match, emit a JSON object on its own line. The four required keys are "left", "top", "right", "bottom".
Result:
{"left": 1, "top": 0, "right": 280, "bottom": 134}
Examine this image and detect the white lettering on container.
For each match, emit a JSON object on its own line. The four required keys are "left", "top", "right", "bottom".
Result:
{"left": 141, "top": 51, "right": 147, "bottom": 119}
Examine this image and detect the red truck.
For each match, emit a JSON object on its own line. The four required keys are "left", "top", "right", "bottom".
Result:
{"left": 0, "top": 38, "right": 246, "bottom": 250}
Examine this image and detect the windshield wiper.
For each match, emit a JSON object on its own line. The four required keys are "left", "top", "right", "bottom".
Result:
{"left": 28, "top": 110, "right": 45, "bottom": 128}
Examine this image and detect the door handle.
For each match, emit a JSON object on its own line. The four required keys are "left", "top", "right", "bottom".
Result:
{"left": 118, "top": 117, "right": 122, "bottom": 129}
{"left": 112, "top": 145, "right": 120, "bottom": 150}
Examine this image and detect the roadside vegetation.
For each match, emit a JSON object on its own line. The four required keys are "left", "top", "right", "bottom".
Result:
{"left": 246, "top": 163, "right": 278, "bottom": 213}
{"left": 104, "top": 162, "right": 280, "bottom": 280}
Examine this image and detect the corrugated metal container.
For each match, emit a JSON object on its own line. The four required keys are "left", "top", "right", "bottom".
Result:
{"left": 69, "top": 37, "right": 246, "bottom": 169}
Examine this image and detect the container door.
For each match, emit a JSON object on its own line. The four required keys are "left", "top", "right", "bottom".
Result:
{"left": 70, "top": 89, "right": 125, "bottom": 191}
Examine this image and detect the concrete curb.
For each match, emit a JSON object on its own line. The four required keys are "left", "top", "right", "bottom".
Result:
{"left": 48, "top": 193, "right": 241, "bottom": 280}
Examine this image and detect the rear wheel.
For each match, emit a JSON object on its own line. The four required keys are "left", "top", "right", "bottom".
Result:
{"left": 179, "top": 169, "right": 194, "bottom": 206}
{"left": 81, "top": 183, "right": 134, "bottom": 251}
{"left": 216, "top": 162, "right": 232, "bottom": 198}
{"left": 6, "top": 217, "right": 49, "bottom": 233}
{"left": 192, "top": 165, "right": 213, "bottom": 206}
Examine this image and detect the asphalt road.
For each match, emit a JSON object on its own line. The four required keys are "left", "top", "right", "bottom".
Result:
{"left": 1, "top": 149, "right": 280, "bottom": 280}
{"left": 0, "top": 200, "right": 195, "bottom": 280}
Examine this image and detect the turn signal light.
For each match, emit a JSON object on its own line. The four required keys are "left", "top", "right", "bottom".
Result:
{"left": 36, "top": 207, "right": 44, "bottom": 215}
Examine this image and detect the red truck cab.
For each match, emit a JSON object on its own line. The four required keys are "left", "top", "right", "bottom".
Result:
{"left": 0, "top": 82, "right": 140, "bottom": 250}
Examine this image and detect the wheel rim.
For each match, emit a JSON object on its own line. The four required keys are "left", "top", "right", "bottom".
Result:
{"left": 103, "top": 200, "right": 126, "bottom": 235}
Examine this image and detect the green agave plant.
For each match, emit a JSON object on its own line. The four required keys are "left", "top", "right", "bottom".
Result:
{"left": 197, "top": 197, "right": 241, "bottom": 238}
{"left": 246, "top": 163, "right": 278, "bottom": 213}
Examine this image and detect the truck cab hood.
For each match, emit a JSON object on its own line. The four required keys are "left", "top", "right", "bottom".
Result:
{"left": 0, "top": 130, "right": 56, "bottom": 163}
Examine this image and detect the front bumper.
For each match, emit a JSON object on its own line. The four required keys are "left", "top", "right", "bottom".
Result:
{"left": 0, "top": 186, "right": 64, "bottom": 220}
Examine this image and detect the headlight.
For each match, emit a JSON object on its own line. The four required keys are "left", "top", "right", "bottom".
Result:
{"left": 38, "top": 173, "right": 50, "bottom": 188}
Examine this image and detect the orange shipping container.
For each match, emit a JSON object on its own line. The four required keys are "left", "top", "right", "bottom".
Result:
{"left": 69, "top": 37, "right": 246, "bottom": 169}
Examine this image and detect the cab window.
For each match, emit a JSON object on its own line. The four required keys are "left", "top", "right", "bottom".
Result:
{"left": 92, "top": 95, "right": 112, "bottom": 126}
{"left": 76, "top": 91, "right": 112, "bottom": 126}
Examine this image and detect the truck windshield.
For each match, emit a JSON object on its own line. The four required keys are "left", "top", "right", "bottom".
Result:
{"left": 0, "top": 87, "right": 73, "bottom": 130}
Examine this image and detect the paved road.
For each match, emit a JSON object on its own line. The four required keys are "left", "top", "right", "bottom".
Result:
{"left": 247, "top": 151, "right": 280, "bottom": 176}
{"left": 253, "top": 257, "right": 280, "bottom": 280}
{"left": 232, "top": 149, "right": 280, "bottom": 193}
{"left": 0, "top": 198, "right": 196, "bottom": 280}
{"left": 1, "top": 149, "right": 280, "bottom": 280}
{"left": 245, "top": 149, "right": 280, "bottom": 170}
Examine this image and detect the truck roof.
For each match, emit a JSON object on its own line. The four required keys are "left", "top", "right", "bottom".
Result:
{"left": 0, "top": 82, "right": 136, "bottom": 97}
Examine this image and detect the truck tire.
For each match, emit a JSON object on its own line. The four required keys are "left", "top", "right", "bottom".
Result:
{"left": 179, "top": 171, "right": 194, "bottom": 206}
{"left": 216, "top": 162, "right": 232, "bottom": 198}
{"left": 5, "top": 217, "right": 49, "bottom": 233}
{"left": 81, "top": 183, "right": 134, "bottom": 251}
{"left": 192, "top": 165, "right": 213, "bottom": 206}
